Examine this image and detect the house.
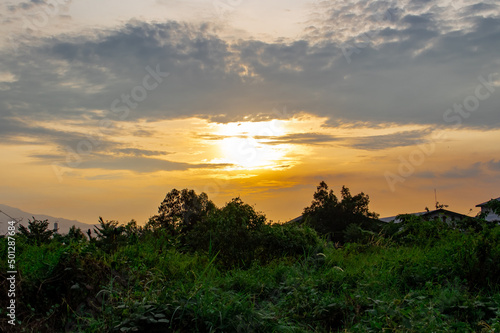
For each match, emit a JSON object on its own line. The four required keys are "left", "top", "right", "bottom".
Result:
{"left": 380, "top": 208, "right": 470, "bottom": 224}
{"left": 286, "top": 215, "right": 304, "bottom": 224}
{"left": 475, "top": 197, "right": 500, "bottom": 222}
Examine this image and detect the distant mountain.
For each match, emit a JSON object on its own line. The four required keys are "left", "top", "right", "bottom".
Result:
{"left": 0, "top": 204, "right": 97, "bottom": 236}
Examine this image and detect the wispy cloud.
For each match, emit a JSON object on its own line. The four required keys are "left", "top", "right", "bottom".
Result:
{"left": 348, "top": 129, "right": 432, "bottom": 151}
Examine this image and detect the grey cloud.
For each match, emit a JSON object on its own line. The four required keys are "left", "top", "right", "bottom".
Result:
{"left": 117, "top": 148, "right": 171, "bottom": 157}
{"left": 76, "top": 156, "right": 188, "bottom": 172}
{"left": 417, "top": 160, "right": 500, "bottom": 180}
{"left": 1, "top": 1, "right": 500, "bottom": 159}
{"left": 486, "top": 159, "right": 500, "bottom": 172}
{"left": 463, "top": 2, "right": 498, "bottom": 15}
{"left": 441, "top": 162, "right": 482, "bottom": 178}
{"left": 414, "top": 171, "right": 436, "bottom": 179}
{"left": 85, "top": 173, "right": 127, "bottom": 181}
{"left": 196, "top": 132, "right": 338, "bottom": 146}
{"left": 8, "top": 0, "right": 47, "bottom": 12}
{"left": 74, "top": 156, "right": 231, "bottom": 173}
{"left": 29, "top": 153, "right": 61, "bottom": 160}
{"left": 348, "top": 129, "right": 431, "bottom": 150}
{"left": 401, "top": 14, "right": 433, "bottom": 27}
{"left": 256, "top": 133, "right": 339, "bottom": 146}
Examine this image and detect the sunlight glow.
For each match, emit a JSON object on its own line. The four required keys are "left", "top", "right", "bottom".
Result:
{"left": 215, "top": 120, "right": 290, "bottom": 170}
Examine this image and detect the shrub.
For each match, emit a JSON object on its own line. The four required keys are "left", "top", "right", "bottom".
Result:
{"left": 390, "top": 214, "right": 450, "bottom": 246}
{"left": 256, "top": 223, "right": 322, "bottom": 263}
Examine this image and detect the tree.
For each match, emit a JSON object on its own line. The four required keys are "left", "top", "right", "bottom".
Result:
{"left": 65, "top": 225, "right": 87, "bottom": 243}
{"left": 124, "top": 219, "right": 142, "bottom": 244}
{"left": 303, "top": 182, "right": 380, "bottom": 243}
{"left": 18, "top": 217, "right": 55, "bottom": 245}
{"left": 148, "top": 188, "right": 215, "bottom": 235}
{"left": 338, "top": 186, "right": 378, "bottom": 219}
{"left": 304, "top": 181, "right": 338, "bottom": 213}
{"left": 93, "top": 217, "right": 125, "bottom": 253}
{"left": 187, "top": 197, "right": 266, "bottom": 268}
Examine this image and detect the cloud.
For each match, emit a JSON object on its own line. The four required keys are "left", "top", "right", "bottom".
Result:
{"left": 486, "top": 159, "right": 500, "bottom": 172}
{"left": 441, "top": 162, "right": 482, "bottom": 178}
{"left": 416, "top": 160, "right": 500, "bottom": 180}
{"left": 1, "top": 1, "right": 500, "bottom": 162}
{"left": 256, "top": 133, "right": 339, "bottom": 146}
{"left": 464, "top": 2, "right": 498, "bottom": 14}
{"left": 348, "top": 129, "right": 431, "bottom": 150}
{"left": 116, "top": 148, "right": 171, "bottom": 157}
{"left": 414, "top": 171, "right": 437, "bottom": 179}
{"left": 72, "top": 156, "right": 232, "bottom": 173}
{"left": 7, "top": 0, "right": 48, "bottom": 12}
{"left": 75, "top": 156, "right": 190, "bottom": 173}
{"left": 84, "top": 173, "right": 128, "bottom": 181}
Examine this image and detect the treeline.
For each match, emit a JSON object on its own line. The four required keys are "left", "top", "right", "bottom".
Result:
{"left": 1, "top": 182, "right": 500, "bottom": 332}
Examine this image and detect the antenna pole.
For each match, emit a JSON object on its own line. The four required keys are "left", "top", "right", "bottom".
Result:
{"left": 434, "top": 189, "right": 437, "bottom": 209}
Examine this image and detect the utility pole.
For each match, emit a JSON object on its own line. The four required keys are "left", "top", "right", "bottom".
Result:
{"left": 0, "top": 209, "right": 22, "bottom": 236}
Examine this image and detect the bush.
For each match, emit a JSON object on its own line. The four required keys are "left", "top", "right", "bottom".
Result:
{"left": 447, "top": 224, "right": 500, "bottom": 289}
{"left": 389, "top": 214, "right": 451, "bottom": 246}
{"left": 256, "top": 223, "right": 322, "bottom": 263}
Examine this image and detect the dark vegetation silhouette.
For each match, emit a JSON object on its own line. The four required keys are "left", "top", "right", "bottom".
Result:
{"left": 301, "top": 181, "right": 381, "bottom": 243}
{"left": 1, "top": 182, "right": 500, "bottom": 332}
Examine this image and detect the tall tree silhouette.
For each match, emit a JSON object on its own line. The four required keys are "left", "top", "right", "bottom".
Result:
{"left": 303, "top": 182, "right": 379, "bottom": 243}
{"left": 149, "top": 188, "right": 215, "bottom": 235}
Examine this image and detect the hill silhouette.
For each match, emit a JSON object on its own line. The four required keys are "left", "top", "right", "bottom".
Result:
{"left": 0, "top": 204, "right": 96, "bottom": 235}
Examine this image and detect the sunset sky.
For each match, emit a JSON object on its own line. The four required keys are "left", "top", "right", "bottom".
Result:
{"left": 1, "top": 0, "right": 499, "bottom": 225}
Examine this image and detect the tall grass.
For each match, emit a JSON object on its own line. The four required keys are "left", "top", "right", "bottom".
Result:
{"left": 1, "top": 222, "right": 500, "bottom": 332}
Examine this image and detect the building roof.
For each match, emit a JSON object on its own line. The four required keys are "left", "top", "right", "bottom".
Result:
{"left": 286, "top": 215, "right": 304, "bottom": 224}
{"left": 380, "top": 208, "right": 470, "bottom": 223}
{"left": 476, "top": 197, "right": 500, "bottom": 207}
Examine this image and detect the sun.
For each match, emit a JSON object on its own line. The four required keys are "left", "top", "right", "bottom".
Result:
{"left": 214, "top": 120, "right": 290, "bottom": 170}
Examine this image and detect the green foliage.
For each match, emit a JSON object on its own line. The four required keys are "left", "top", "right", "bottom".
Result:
{"left": 187, "top": 197, "right": 322, "bottom": 268}
{"left": 386, "top": 214, "right": 451, "bottom": 246}
{"left": 257, "top": 223, "right": 323, "bottom": 263}
{"left": 486, "top": 199, "right": 500, "bottom": 215}
{"left": 94, "top": 217, "right": 126, "bottom": 253}
{"left": 3, "top": 189, "right": 500, "bottom": 332}
{"left": 64, "top": 225, "right": 87, "bottom": 243}
{"left": 187, "top": 197, "right": 267, "bottom": 268}
{"left": 18, "top": 217, "right": 55, "bottom": 245}
{"left": 343, "top": 224, "right": 377, "bottom": 244}
{"left": 3, "top": 222, "right": 500, "bottom": 332}
{"left": 446, "top": 224, "right": 500, "bottom": 289}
